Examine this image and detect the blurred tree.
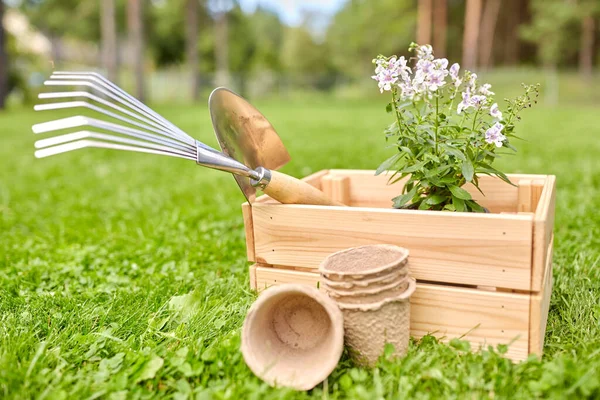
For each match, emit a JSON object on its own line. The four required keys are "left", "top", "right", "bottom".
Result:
{"left": 478, "top": 0, "right": 501, "bottom": 69}
{"left": 0, "top": 0, "right": 7, "bottom": 109}
{"left": 327, "top": 0, "right": 415, "bottom": 78}
{"left": 213, "top": 0, "right": 231, "bottom": 87}
{"left": 432, "top": 0, "right": 447, "bottom": 57}
{"left": 578, "top": 1, "right": 598, "bottom": 79}
{"left": 101, "top": 0, "right": 118, "bottom": 82}
{"left": 417, "top": 0, "right": 432, "bottom": 45}
{"left": 186, "top": 0, "right": 200, "bottom": 100}
{"left": 462, "top": 0, "right": 482, "bottom": 70}
{"left": 501, "top": 0, "right": 522, "bottom": 65}
{"left": 127, "top": 0, "right": 144, "bottom": 100}
{"left": 521, "top": 0, "right": 580, "bottom": 104}
{"left": 281, "top": 24, "right": 336, "bottom": 90}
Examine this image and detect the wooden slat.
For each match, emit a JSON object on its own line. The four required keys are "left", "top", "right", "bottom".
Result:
{"left": 529, "top": 236, "right": 554, "bottom": 355}
{"left": 518, "top": 179, "right": 533, "bottom": 213}
{"left": 241, "top": 202, "right": 255, "bottom": 262}
{"left": 531, "top": 175, "right": 556, "bottom": 291}
{"left": 327, "top": 170, "right": 529, "bottom": 212}
{"left": 253, "top": 265, "right": 530, "bottom": 361}
{"left": 249, "top": 264, "right": 258, "bottom": 290}
{"left": 331, "top": 176, "right": 351, "bottom": 205}
{"left": 531, "top": 179, "right": 545, "bottom": 212}
{"left": 252, "top": 204, "right": 534, "bottom": 290}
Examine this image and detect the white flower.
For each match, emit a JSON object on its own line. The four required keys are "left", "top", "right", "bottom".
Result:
{"left": 485, "top": 122, "right": 506, "bottom": 147}
{"left": 490, "top": 103, "right": 503, "bottom": 120}
{"left": 434, "top": 58, "right": 449, "bottom": 70}
{"left": 449, "top": 63, "right": 460, "bottom": 80}
{"left": 417, "top": 44, "right": 434, "bottom": 61}
{"left": 479, "top": 83, "right": 494, "bottom": 96}
{"left": 457, "top": 90, "right": 471, "bottom": 114}
{"left": 372, "top": 69, "right": 398, "bottom": 93}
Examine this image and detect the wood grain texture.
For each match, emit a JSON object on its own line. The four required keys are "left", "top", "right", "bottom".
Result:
{"left": 529, "top": 236, "right": 554, "bottom": 355}
{"left": 321, "top": 175, "right": 350, "bottom": 205}
{"left": 518, "top": 179, "right": 533, "bottom": 212}
{"left": 531, "top": 175, "right": 556, "bottom": 291}
{"left": 249, "top": 264, "right": 257, "bottom": 290}
{"left": 326, "top": 170, "right": 531, "bottom": 212}
{"left": 241, "top": 202, "right": 255, "bottom": 262}
{"left": 252, "top": 204, "right": 534, "bottom": 289}
{"left": 263, "top": 170, "right": 344, "bottom": 206}
{"left": 253, "top": 265, "right": 530, "bottom": 361}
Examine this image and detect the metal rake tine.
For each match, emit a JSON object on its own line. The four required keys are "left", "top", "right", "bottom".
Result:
{"left": 32, "top": 116, "right": 197, "bottom": 156}
{"left": 34, "top": 130, "right": 189, "bottom": 153}
{"left": 43, "top": 77, "right": 194, "bottom": 146}
{"left": 34, "top": 100, "right": 196, "bottom": 152}
{"left": 38, "top": 90, "right": 190, "bottom": 144}
{"left": 34, "top": 139, "right": 197, "bottom": 160}
{"left": 51, "top": 72, "right": 191, "bottom": 143}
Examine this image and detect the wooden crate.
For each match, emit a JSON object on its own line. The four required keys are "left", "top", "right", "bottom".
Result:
{"left": 242, "top": 169, "right": 556, "bottom": 362}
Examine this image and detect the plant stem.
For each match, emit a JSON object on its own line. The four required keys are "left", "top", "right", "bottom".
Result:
{"left": 391, "top": 88, "right": 403, "bottom": 132}
{"left": 434, "top": 95, "right": 439, "bottom": 155}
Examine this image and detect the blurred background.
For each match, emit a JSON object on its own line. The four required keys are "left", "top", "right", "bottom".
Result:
{"left": 0, "top": 0, "right": 599, "bottom": 108}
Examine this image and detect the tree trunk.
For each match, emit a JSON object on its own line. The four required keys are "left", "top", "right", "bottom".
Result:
{"left": 101, "top": 0, "right": 118, "bottom": 83}
{"left": 186, "top": 0, "right": 200, "bottom": 101}
{"left": 478, "top": 0, "right": 501, "bottom": 69}
{"left": 579, "top": 15, "right": 595, "bottom": 79}
{"left": 215, "top": 9, "right": 230, "bottom": 87}
{"left": 432, "top": 0, "right": 447, "bottom": 57}
{"left": 417, "top": 0, "right": 433, "bottom": 45}
{"left": 128, "top": 0, "right": 145, "bottom": 101}
{"left": 503, "top": 0, "right": 521, "bottom": 65}
{"left": 0, "top": 0, "right": 8, "bottom": 109}
{"left": 462, "top": 0, "right": 483, "bottom": 70}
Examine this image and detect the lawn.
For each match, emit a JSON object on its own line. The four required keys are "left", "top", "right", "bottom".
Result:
{"left": 1, "top": 86, "right": 600, "bottom": 398}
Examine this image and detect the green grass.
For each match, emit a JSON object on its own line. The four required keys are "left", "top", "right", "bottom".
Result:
{"left": 1, "top": 88, "right": 600, "bottom": 399}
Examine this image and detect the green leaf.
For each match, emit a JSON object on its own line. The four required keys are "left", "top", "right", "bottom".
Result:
{"left": 401, "top": 160, "right": 428, "bottom": 173}
{"left": 441, "top": 145, "right": 466, "bottom": 161}
{"left": 425, "top": 194, "right": 447, "bottom": 205}
{"left": 449, "top": 185, "right": 472, "bottom": 200}
{"left": 375, "top": 153, "right": 402, "bottom": 175}
{"left": 461, "top": 160, "right": 474, "bottom": 182}
{"left": 386, "top": 103, "right": 393, "bottom": 113}
{"left": 392, "top": 186, "right": 417, "bottom": 208}
{"left": 466, "top": 200, "right": 485, "bottom": 213}
{"left": 452, "top": 195, "right": 466, "bottom": 212}
{"left": 136, "top": 355, "right": 164, "bottom": 382}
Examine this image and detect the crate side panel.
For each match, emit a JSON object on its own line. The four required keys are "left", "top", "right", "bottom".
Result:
{"left": 253, "top": 265, "right": 530, "bottom": 361}
{"left": 529, "top": 236, "right": 554, "bottom": 355}
{"left": 532, "top": 175, "right": 556, "bottom": 291}
{"left": 252, "top": 205, "right": 534, "bottom": 290}
{"left": 327, "top": 170, "right": 523, "bottom": 212}
{"left": 241, "top": 202, "right": 256, "bottom": 262}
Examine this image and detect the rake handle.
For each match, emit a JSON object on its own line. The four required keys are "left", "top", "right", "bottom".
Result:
{"left": 263, "top": 170, "right": 344, "bottom": 206}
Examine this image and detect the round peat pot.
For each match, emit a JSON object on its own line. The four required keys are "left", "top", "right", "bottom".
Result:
{"left": 324, "top": 274, "right": 410, "bottom": 297}
{"left": 325, "top": 277, "right": 411, "bottom": 304}
{"left": 321, "top": 265, "right": 409, "bottom": 290}
{"left": 337, "top": 278, "right": 416, "bottom": 367}
{"left": 241, "top": 284, "right": 344, "bottom": 391}
{"left": 319, "top": 244, "right": 409, "bottom": 282}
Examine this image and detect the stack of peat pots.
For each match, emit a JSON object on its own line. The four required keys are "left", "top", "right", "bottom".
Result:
{"left": 319, "top": 244, "right": 416, "bottom": 366}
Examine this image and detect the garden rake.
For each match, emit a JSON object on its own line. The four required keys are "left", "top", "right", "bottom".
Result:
{"left": 33, "top": 72, "right": 339, "bottom": 205}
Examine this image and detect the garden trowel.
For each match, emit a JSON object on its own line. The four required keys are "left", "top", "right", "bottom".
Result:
{"left": 209, "top": 87, "right": 341, "bottom": 206}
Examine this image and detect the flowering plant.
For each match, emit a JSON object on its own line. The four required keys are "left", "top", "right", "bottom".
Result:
{"left": 372, "top": 43, "right": 539, "bottom": 212}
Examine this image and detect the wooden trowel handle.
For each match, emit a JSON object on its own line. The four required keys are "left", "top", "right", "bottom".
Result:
{"left": 263, "top": 170, "right": 344, "bottom": 206}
